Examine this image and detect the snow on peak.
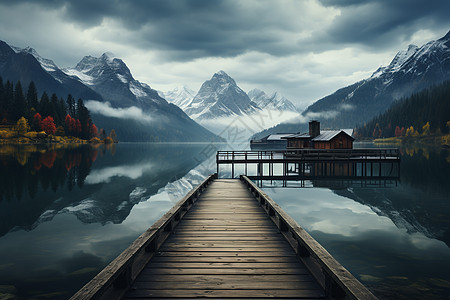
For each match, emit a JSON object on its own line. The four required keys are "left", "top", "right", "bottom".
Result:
{"left": 370, "top": 44, "right": 419, "bottom": 78}
{"left": 248, "top": 88, "right": 297, "bottom": 112}
{"left": 163, "top": 85, "right": 196, "bottom": 109}
{"left": 216, "top": 70, "right": 228, "bottom": 76}
{"left": 11, "top": 45, "right": 59, "bottom": 73}
{"left": 388, "top": 44, "right": 419, "bottom": 71}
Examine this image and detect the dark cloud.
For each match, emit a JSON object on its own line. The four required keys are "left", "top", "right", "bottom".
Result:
{"left": 1, "top": 0, "right": 449, "bottom": 62}
{"left": 317, "top": 0, "right": 450, "bottom": 48}
{"left": 0, "top": 0, "right": 308, "bottom": 60}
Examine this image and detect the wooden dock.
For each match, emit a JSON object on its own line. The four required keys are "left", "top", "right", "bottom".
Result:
{"left": 71, "top": 174, "right": 377, "bottom": 300}
{"left": 216, "top": 149, "right": 400, "bottom": 179}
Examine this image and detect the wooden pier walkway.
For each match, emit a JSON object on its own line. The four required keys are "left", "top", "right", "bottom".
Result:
{"left": 71, "top": 175, "right": 377, "bottom": 300}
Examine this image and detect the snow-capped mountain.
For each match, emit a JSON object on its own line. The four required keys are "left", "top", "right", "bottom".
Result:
{"left": 64, "top": 53, "right": 165, "bottom": 109}
{"left": 0, "top": 41, "right": 222, "bottom": 142}
{"left": 252, "top": 30, "right": 450, "bottom": 139}
{"left": 0, "top": 41, "right": 102, "bottom": 101}
{"left": 248, "top": 88, "right": 297, "bottom": 112}
{"left": 304, "top": 30, "right": 450, "bottom": 128}
{"left": 160, "top": 86, "right": 196, "bottom": 110}
{"left": 184, "top": 71, "right": 260, "bottom": 120}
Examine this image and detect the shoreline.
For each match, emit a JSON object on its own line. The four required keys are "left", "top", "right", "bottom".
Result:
{"left": 365, "top": 134, "right": 450, "bottom": 147}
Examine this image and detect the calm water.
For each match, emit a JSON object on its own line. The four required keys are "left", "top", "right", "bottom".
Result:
{"left": 0, "top": 143, "right": 449, "bottom": 299}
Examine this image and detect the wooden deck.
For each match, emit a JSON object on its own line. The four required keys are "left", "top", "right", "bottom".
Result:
{"left": 71, "top": 174, "right": 377, "bottom": 300}
{"left": 124, "top": 179, "right": 325, "bottom": 299}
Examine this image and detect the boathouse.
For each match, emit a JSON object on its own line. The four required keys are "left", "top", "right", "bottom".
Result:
{"left": 284, "top": 121, "right": 354, "bottom": 150}
{"left": 249, "top": 133, "right": 290, "bottom": 150}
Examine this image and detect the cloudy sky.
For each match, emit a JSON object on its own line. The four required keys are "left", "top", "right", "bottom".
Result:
{"left": 0, "top": 0, "right": 449, "bottom": 109}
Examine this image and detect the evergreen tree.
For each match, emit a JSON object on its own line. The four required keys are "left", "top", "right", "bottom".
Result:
{"left": 50, "top": 93, "right": 60, "bottom": 124}
{"left": 57, "top": 97, "right": 67, "bottom": 126}
{"left": 356, "top": 80, "right": 450, "bottom": 137}
{"left": 4, "top": 80, "right": 14, "bottom": 121}
{"left": 67, "top": 94, "right": 75, "bottom": 117}
{"left": 26, "top": 81, "right": 39, "bottom": 113}
{"left": 0, "top": 77, "right": 5, "bottom": 120}
{"left": 77, "top": 98, "right": 91, "bottom": 139}
{"left": 13, "top": 81, "right": 27, "bottom": 121}
{"left": 39, "top": 92, "right": 51, "bottom": 119}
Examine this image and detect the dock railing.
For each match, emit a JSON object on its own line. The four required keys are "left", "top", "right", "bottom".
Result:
{"left": 70, "top": 174, "right": 217, "bottom": 300}
{"left": 217, "top": 148, "right": 399, "bottom": 162}
{"left": 241, "top": 175, "right": 378, "bottom": 300}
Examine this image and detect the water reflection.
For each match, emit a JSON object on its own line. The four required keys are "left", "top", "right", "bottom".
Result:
{"left": 0, "top": 145, "right": 103, "bottom": 237}
{"left": 261, "top": 145, "right": 450, "bottom": 300}
{"left": 0, "top": 143, "right": 212, "bottom": 300}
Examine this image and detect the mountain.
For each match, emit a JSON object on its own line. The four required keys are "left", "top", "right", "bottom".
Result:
{"left": 160, "top": 86, "right": 196, "bottom": 110}
{"left": 63, "top": 54, "right": 223, "bottom": 142}
{"left": 356, "top": 79, "right": 450, "bottom": 137}
{"left": 64, "top": 53, "right": 166, "bottom": 110}
{"left": 0, "top": 41, "right": 222, "bottom": 142}
{"left": 0, "top": 40, "right": 102, "bottom": 101}
{"left": 252, "top": 30, "right": 450, "bottom": 139}
{"left": 184, "top": 71, "right": 260, "bottom": 120}
{"left": 248, "top": 88, "right": 297, "bottom": 112}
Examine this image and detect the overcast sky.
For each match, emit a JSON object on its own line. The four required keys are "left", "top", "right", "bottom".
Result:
{"left": 0, "top": 0, "right": 449, "bottom": 109}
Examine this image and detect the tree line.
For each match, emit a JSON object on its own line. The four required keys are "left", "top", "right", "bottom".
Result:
{"left": 356, "top": 80, "right": 450, "bottom": 138}
{"left": 0, "top": 77, "right": 115, "bottom": 140}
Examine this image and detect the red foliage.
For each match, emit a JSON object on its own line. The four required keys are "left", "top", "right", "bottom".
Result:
{"left": 41, "top": 116, "right": 56, "bottom": 135}
{"left": 39, "top": 151, "right": 57, "bottom": 169}
{"left": 395, "top": 126, "right": 402, "bottom": 137}
{"left": 90, "top": 124, "right": 98, "bottom": 138}
{"left": 76, "top": 120, "right": 82, "bottom": 134}
{"left": 32, "top": 113, "right": 42, "bottom": 130}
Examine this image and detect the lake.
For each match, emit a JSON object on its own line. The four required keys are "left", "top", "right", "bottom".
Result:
{"left": 0, "top": 142, "right": 449, "bottom": 299}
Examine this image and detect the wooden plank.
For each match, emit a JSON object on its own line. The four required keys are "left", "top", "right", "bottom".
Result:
{"left": 122, "top": 178, "right": 330, "bottom": 300}
{"left": 178, "top": 220, "right": 273, "bottom": 225}
{"left": 125, "top": 289, "right": 325, "bottom": 298}
{"left": 131, "top": 280, "right": 321, "bottom": 290}
{"left": 151, "top": 256, "right": 300, "bottom": 263}
{"left": 134, "top": 274, "right": 315, "bottom": 282}
{"left": 158, "top": 247, "right": 290, "bottom": 252}
{"left": 145, "top": 262, "right": 303, "bottom": 269}
{"left": 174, "top": 227, "right": 278, "bottom": 231}
{"left": 139, "top": 268, "right": 311, "bottom": 275}
{"left": 167, "top": 236, "right": 285, "bottom": 241}
{"left": 171, "top": 231, "right": 281, "bottom": 236}
{"left": 161, "top": 243, "right": 289, "bottom": 249}
{"left": 155, "top": 251, "right": 296, "bottom": 257}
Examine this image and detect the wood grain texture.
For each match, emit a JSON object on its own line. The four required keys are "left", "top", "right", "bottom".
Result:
{"left": 125, "top": 179, "right": 326, "bottom": 299}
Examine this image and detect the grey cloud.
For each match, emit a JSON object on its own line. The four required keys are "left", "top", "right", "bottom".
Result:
{"left": 317, "top": 0, "right": 450, "bottom": 48}
{"left": 0, "top": 0, "right": 311, "bottom": 60}
{"left": 1, "top": 0, "right": 449, "bottom": 62}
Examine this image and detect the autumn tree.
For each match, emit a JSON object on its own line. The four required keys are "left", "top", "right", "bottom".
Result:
{"left": 15, "top": 117, "right": 29, "bottom": 136}
{"left": 109, "top": 129, "right": 117, "bottom": 142}
{"left": 41, "top": 116, "right": 56, "bottom": 135}
{"left": 90, "top": 124, "right": 98, "bottom": 138}
{"left": 394, "top": 126, "right": 402, "bottom": 137}
{"left": 422, "top": 122, "right": 431, "bottom": 136}
{"left": 31, "top": 113, "right": 42, "bottom": 131}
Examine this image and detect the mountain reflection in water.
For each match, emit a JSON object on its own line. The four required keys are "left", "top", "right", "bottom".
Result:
{"left": 0, "top": 143, "right": 213, "bottom": 300}
{"left": 261, "top": 145, "right": 450, "bottom": 300}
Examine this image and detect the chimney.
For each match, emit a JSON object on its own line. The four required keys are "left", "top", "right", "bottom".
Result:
{"left": 309, "top": 120, "right": 320, "bottom": 138}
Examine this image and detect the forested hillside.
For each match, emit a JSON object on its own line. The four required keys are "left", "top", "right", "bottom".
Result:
{"left": 356, "top": 80, "right": 450, "bottom": 138}
{"left": 0, "top": 77, "right": 104, "bottom": 140}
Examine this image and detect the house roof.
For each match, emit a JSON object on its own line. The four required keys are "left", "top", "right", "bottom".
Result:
{"left": 267, "top": 134, "right": 292, "bottom": 141}
{"left": 281, "top": 133, "right": 310, "bottom": 139}
{"left": 282, "top": 129, "right": 354, "bottom": 141}
{"left": 312, "top": 130, "right": 354, "bottom": 141}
